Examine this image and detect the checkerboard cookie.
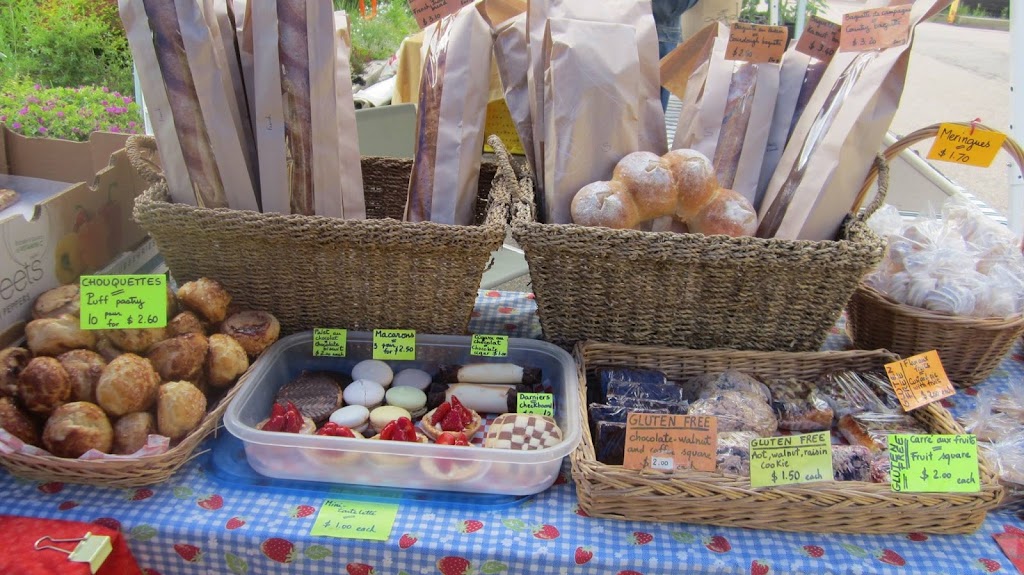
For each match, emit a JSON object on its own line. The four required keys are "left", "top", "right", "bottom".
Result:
{"left": 483, "top": 413, "right": 563, "bottom": 450}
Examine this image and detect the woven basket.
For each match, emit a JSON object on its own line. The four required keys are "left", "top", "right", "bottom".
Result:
{"left": 510, "top": 159, "right": 888, "bottom": 351}
{"left": 0, "top": 366, "right": 249, "bottom": 487}
{"left": 846, "top": 122, "right": 1024, "bottom": 386}
{"left": 129, "top": 134, "right": 515, "bottom": 336}
{"left": 571, "top": 341, "right": 1004, "bottom": 534}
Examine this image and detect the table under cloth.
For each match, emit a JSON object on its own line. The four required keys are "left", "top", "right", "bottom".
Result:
{"left": 2, "top": 290, "right": 1022, "bottom": 575}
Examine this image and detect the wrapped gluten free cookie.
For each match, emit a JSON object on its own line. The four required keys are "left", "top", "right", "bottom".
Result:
{"left": 765, "top": 378, "right": 834, "bottom": 431}
{"left": 689, "top": 390, "right": 777, "bottom": 436}
{"left": 255, "top": 0, "right": 365, "bottom": 218}
{"left": 837, "top": 413, "right": 926, "bottom": 453}
{"left": 815, "top": 369, "right": 894, "bottom": 419}
{"left": 405, "top": 2, "right": 493, "bottom": 225}
{"left": 691, "top": 370, "right": 771, "bottom": 404}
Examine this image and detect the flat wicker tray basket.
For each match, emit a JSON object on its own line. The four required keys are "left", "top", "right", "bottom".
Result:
{"left": 129, "top": 134, "right": 515, "bottom": 336}
{"left": 571, "top": 341, "right": 1004, "bottom": 534}
{"left": 846, "top": 122, "right": 1024, "bottom": 386}
{"left": 0, "top": 366, "right": 249, "bottom": 487}
{"left": 510, "top": 159, "right": 888, "bottom": 351}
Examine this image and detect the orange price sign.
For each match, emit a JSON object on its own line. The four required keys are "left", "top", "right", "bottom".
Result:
{"left": 883, "top": 350, "right": 956, "bottom": 412}
{"left": 926, "top": 123, "right": 1006, "bottom": 168}
{"left": 795, "top": 15, "right": 841, "bottom": 62}
{"left": 623, "top": 413, "right": 718, "bottom": 473}
{"left": 840, "top": 5, "right": 912, "bottom": 52}
{"left": 726, "top": 22, "right": 788, "bottom": 64}
{"left": 407, "top": 0, "right": 472, "bottom": 29}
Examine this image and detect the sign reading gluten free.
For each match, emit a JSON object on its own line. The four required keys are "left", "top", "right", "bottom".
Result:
{"left": 623, "top": 413, "right": 718, "bottom": 473}
{"left": 79, "top": 274, "right": 167, "bottom": 330}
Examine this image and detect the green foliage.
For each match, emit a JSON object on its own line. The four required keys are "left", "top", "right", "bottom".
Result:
{"left": 0, "top": 81, "right": 143, "bottom": 141}
{"left": 739, "top": 0, "right": 831, "bottom": 25}
{"left": 336, "top": 0, "right": 419, "bottom": 76}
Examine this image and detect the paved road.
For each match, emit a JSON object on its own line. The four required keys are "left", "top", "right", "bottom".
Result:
{"left": 826, "top": 1, "right": 1013, "bottom": 216}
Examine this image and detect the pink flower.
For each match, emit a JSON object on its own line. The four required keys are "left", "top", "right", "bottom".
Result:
{"left": 17, "top": 107, "right": 27, "bottom": 115}
{"left": 122, "top": 96, "right": 133, "bottom": 105}
{"left": 11, "top": 122, "right": 20, "bottom": 129}
{"left": 102, "top": 86, "right": 109, "bottom": 93}
{"left": 128, "top": 121, "right": 136, "bottom": 128}
{"left": 56, "top": 111, "right": 64, "bottom": 118}
{"left": 0, "top": 115, "right": 5, "bottom": 122}
{"left": 33, "top": 83, "right": 41, "bottom": 90}
{"left": 109, "top": 125, "right": 120, "bottom": 133}
{"left": 26, "top": 95, "right": 39, "bottom": 104}
{"left": 38, "top": 126, "right": 47, "bottom": 134}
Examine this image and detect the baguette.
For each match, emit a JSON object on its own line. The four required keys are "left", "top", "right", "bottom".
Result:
{"left": 405, "top": 18, "right": 454, "bottom": 222}
{"left": 277, "top": 0, "right": 315, "bottom": 215}
{"left": 713, "top": 62, "right": 758, "bottom": 190}
{"left": 143, "top": 0, "right": 228, "bottom": 208}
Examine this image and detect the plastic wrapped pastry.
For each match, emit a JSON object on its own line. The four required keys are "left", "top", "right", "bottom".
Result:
{"left": 815, "top": 370, "right": 894, "bottom": 419}
{"left": 960, "top": 393, "right": 1018, "bottom": 442}
{"left": 689, "top": 391, "right": 777, "bottom": 436}
{"left": 594, "top": 420, "right": 627, "bottom": 465}
{"left": 870, "top": 450, "right": 891, "bottom": 484}
{"left": 716, "top": 431, "right": 758, "bottom": 476}
{"left": 690, "top": 370, "right": 771, "bottom": 404}
{"left": 595, "top": 367, "right": 668, "bottom": 400}
{"left": 859, "top": 371, "right": 906, "bottom": 412}
{"left": 837, "top": 413, "right": 926, "bottom": 453}
{"left": 607, "top": 379, "right": 689, "bottom": 406}
{"left": 832, "top": 444, "right": 872, "bottom": 482}
{"left": 980, "top": 431, "right": 1024, "bottom": 496}
{"left": 994, "top": 378, "right": 1024, "bottom": 421}
{"left": 605, "top": 395, "right": 688, "bottom": 414}
{"left": 766, "top": 378, "right": 834, "bottom": 431}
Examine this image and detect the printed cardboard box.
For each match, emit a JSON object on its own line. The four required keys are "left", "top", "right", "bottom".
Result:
{"left": 0, "top": 126, "right": 149, "bottom": 346}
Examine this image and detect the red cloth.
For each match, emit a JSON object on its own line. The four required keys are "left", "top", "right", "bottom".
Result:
{"left": 0, "top": 515, "right": 141, "bottom": 575}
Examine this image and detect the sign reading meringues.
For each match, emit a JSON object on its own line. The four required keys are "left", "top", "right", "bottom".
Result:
{"left": 623, "top": 413, "right": 718, "bottom": 473}
{"left": 79, "top": 274, "right": 167, "bottom": 330}
{"left": 926, "top": 123, "right": 1007, "bottom": 168}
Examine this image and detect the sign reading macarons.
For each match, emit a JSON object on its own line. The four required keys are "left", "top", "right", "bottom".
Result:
{"left": 373, "top": 329, "right": 416, "bottom": 360}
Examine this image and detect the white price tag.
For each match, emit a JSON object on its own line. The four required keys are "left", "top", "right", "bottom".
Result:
{"left": 650, "top": 456, "right": 675, "bottom": 471}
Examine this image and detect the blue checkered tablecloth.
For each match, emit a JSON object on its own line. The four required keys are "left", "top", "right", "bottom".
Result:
{"left": 2, "top": 290, "right": 1021, "bottom": 575}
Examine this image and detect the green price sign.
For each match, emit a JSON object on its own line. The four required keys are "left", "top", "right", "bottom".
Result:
{"left": 313, "top": 328, "right": 347, "bottom": 357}
{"left": 309, "top": 499, "right": 398, "bottom": 541}
{"left": 79, "top": 274, "right": 167, "bottom": 330}
{"left": 470, "top": 334, "right": 508, "bottom": 357}
{"left": 516, "top": 392, "right": 553, "bottom": 417}
{"left": 750, "top": 431, "right": 833, "bottom": 488}
{"left": 372, "top": 329, "right": 416, "bottom": 360}
{"left": 888, "top": 434, "right": 980, "bottom": 493}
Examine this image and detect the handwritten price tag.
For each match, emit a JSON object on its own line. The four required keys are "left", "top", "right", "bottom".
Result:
{"left": 888, "top": 434, "right": 980, "bottom": 492}
{"left": 483, "top": 100, "right": 525, "bottom": 156}
{"left": 372, "top": 329, "right": 416, "bottom": 361}
{"left": 313, "top": 328, "right": 347, "bottom": 357}
{"left": 884, "top": 350, "right": 956, "bottom": 411}
{"left": 309, "top": 499, "right": 399, "bottom": 541}
{"left": 926, "top": 123, "right": 1007, "bottom": 168}
{"left": 470, "top": 334, "right": 508, "bottom": 357}
{"left": 840, "top": 5, "right": 912, "bottom": 52}
{"left": 795, "top": 15, "right": 841, "bottom": 62}
{"left": 407, "top": 0, "right": 472, "bottom": 29}
{"left": 79, "top": 274, "right": 167, "bottom": 330}
{"left": 750, "top": 431, "right": 833, "bottom": 487}
{"left": 516, "top": 392, "right": 553, "bottom": 417}
{"left": 726, "top": 22, "right": 788, "bottom": 64}
{"left": 623, "top": 414, "right": 718, "bottom": 473}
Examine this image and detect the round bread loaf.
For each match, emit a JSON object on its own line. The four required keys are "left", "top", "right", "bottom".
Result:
{"left": 206, "top": 334, "right": 249, "bottom": 388}
{"left": 570, "top": 180, "right": 640, "bottom": 229}
{"left": 95, "top": 353, "right": 160, "bottom": 417}
{"left": 611, "top": 151, "right": 676, "bottom": 220}
{"left": 688, "top": 188, "right": 758, "bottom": 237}
{"left": 177, "top": 277, "right": 232, "bottom": 323}
{"left": 147, "top": 332, "right": 209, "bottom": 382}
{"left": 662, "top": 149, "right": 719, "bottom": 221}
{"left": 43, "top": 401, "right": 113, "bottom": 457}
{"left": 157, "top": 381, "right": 207, "bottom": 441}
{"left": 18, "top": 356, "right": 71, "bottom": 415}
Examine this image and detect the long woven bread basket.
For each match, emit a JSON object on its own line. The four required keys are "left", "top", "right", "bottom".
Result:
{"left": 847, "top": 122, "right": 1024, "bottom": 386}
{"left": 0, "top": 365, "right": 249, "bottom": 487}
{"left": 510, "top": 158, "right": 889, "bottom": 351}
{"left": 129, "top": 134, "right": 515, "bottom": 336}
{"left": 571, "top": 341, "right": 1004, "bottom": 534}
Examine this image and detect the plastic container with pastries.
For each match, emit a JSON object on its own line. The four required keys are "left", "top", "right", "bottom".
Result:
{"left": 224, "top": 331, "right": 581, "bottom": 495}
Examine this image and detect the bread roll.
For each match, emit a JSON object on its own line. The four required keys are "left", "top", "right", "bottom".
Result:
{"left": 0, "top": 347, "right": 30, "bottom": 398}
{"left": 688, "top": 188, "right": 758, "bottom": 237}
{"left": 25, "top": 315, "right": 96, "bottom": 356}
{"left": 147, "top": 332, "right": 209, "bottom": 382}
{"left": 167, "top": 311, "right": 207, "bottom": 337}
{"left": 569, "top": 180, "right": 640, "bottom": 230}
{"left": 0, "top": 396, "right": 40, "bottom": 446}
{"left": 58, "top": 349, "right": 106, "bottom": 403}
{"left": 42, "top": 401, "right": 113, "bottom": 457}
{"left": 32, "top": 284, "right": 81, "bottom": 319}
{"left": 18, "top": 356, "right": 71, "bottom": 415}
{"left": 113, "top": 411, "right": 156, "bottom": 455}
{"left": 104, "top": 326, "right": 168, "bottom": 354}
{"left": 177, "top": 277, "right": 232, "bottom": 323}
{"left": 611, "top": 151, "right": 675, "bottom": 221}
{"left": 662, "top": 149, "right": 718, "bottom": 222}
{"left": 206, "top": 334, "right": 249, "bottom": 388}
{"left": 220, "top": 310, "right": 280, "bottom": 357}
{"left": 157, "top": 381, "right": 207, "bottom": 440}
{"left": 95, "top": 354, "right": 160, "bottom": 417}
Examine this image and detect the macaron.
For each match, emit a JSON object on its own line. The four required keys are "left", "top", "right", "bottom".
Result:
{"left": 369, "top": 405, "right": 412, "bottom": 434}
{"left": 385, "top": 386, "right": 428, "bottom": 419}
{"left": 392, "top": 368, "right": 432, "bottom": 391}
{"left": 342, "top": 379, "right": 386, "bottom": 409}
{"left": 329, "top": 405, "right": 370, "bottom": 434}
{"left": 351, "top": 359, "right": 394, "bottom": 388}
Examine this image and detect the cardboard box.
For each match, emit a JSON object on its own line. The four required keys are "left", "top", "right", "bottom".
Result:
{"left": 0, "top": 126, "right": 150, "bottom": 346}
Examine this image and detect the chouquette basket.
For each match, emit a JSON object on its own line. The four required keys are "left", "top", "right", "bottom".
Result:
{"left": 509, "top": 158, "right": 889, "bottom": 351}
{"left": 0, "top": 366, "right": 250, "bottom": 488}
{"left": 846, "top": 122, "right": 1024, "bottom": 386}
{"left": 129, "top": 134, "right": 515, "bottom": 336}
{"left": 571, "top": 341, "right": 1004, "bottom": 534}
